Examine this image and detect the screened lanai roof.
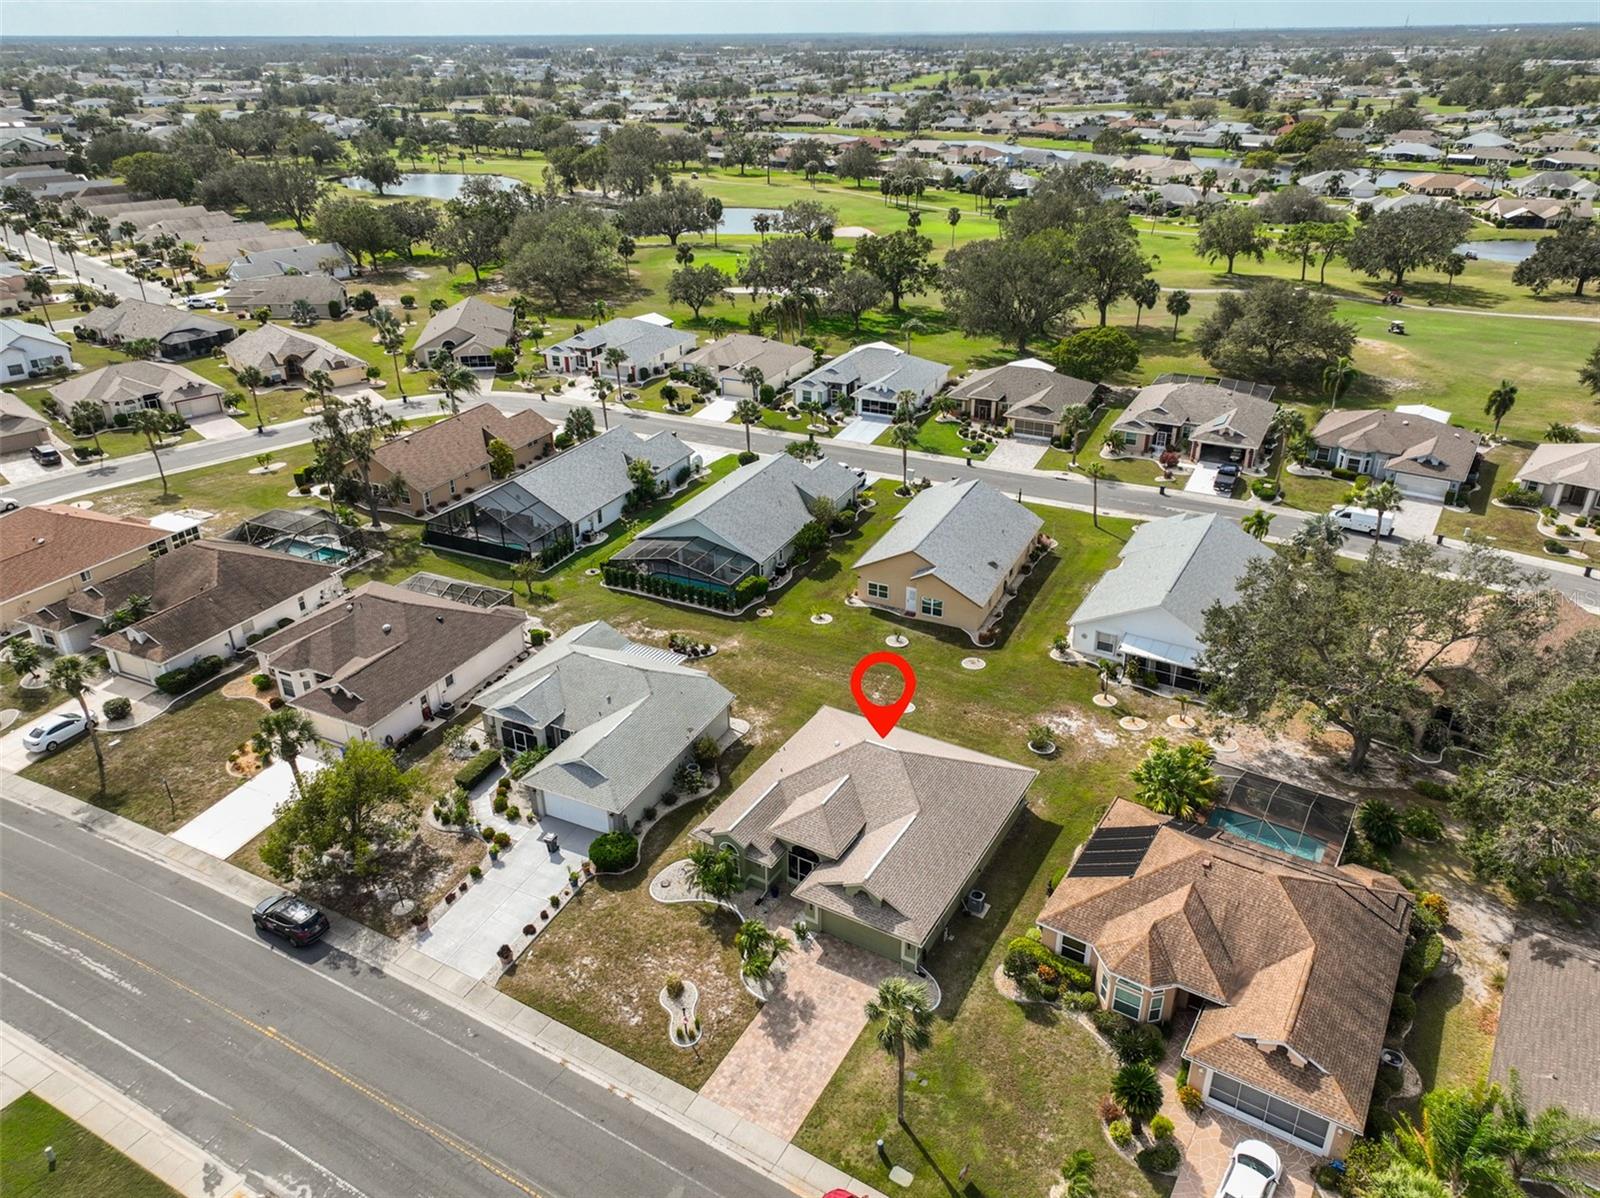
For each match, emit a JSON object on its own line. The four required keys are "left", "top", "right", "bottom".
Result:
{"left": 396, "top": 571, "right": 515, "bottom": 609}
{"left": 227, "top": 508, "right": 354, "bottom": 547}
{"left": 611, "top": 535, "right": 756, "bottom": 586}
{"left": 1211, "top": 764, "right": 1356, "bottom": 861}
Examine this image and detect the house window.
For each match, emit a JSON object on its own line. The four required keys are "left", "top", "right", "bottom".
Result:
{"left": 787, "top": 844, "right": 820, "bottom": 883}
{"left": 7, "top": 364, "right": 23, "bottom": 377}
{"left": 867, "top": 581, "right": 889, "bottom": 600}
{"left": 920, "top": 597, "right": 944, "bottom": 618}
{"left": 1058, "top": 934, "right": 1089, "bottom": 963}
{"left": 298, "top": 596, "right": 307, "bottom": 612}
{"left": 39, "top": 630, "right": 56, "bottom": 648}
{"left": 79, "top": 570, "right": 93, "bottom": 582}
{"left": 1095, "top": 631, "right": 1117, "bottom": 654}
{"left": 1147, "top": 990, "right": 1165, "bottom": 1023}
{"left": 1098, "top": 970, "right": 1110, "bottom": 1001}
{"left": 279, "top": 676, "right": 296, "bottom": 698}
{"left": 1112, "top": 979, "right": 1144, "bottom": 1019}
{"left": 444, "top": 673, "right": 455, "bottom": 687}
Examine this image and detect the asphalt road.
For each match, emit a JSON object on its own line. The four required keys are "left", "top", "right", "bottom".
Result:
{"left": 4, "top": 387, "right": 1596, "bottom": 609}
{"left": 0, "top": 796, "right": 797, "bottom": 1198}
{"left": 10, "top": 228, "right": 173, "bottom": 305}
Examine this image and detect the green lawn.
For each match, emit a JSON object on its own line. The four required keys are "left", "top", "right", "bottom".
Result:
{"left": 1278, "top": 469, "right": 1358, "bottom": 515}
{"left": 20, "top": 679, "right": 269, "bottom": 832}
{"left": 1, "top": 1094, "right": 182, "bottom": 1198}
{"left": 1433, "top": 444, "right": 1582, "bottom": 559}
{"left": 871, "top": 413, "right": 992, "bottom": 460}
{"left": 1040, "top": 405, "right": 1169, "bottom": 486}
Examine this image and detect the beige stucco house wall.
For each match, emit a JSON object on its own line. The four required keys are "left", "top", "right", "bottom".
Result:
{"left": 3, "top": 544, "right": 159, "bottom": 632}
{"left": 852, "top": 549, "right": 1027, "bottom": 636}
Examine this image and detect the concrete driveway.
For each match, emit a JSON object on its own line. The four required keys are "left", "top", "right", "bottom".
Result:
{"left": 699, "top": 930, "right": 898, "bottom": 1140}
{"left": 694, "top": 398, "right": 737, "bottom": 423}
{"left": 833, "top": 416, "right": 889, "bottom": 444}
{"left": 171, "top": 758, "right": 321, "bottom": 858}
{"left": 0, "top": 447, "right": 73, "bottom": 485}
{"left": 186, "top": 413, "right": 254, "bottom": 442}
{"left": 1390, "top": 495, "right": 1445, "bottom": 540}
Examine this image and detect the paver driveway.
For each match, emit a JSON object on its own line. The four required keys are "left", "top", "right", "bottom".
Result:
{"left": 699, "top": 932, "right": 898, "bottom": 1140}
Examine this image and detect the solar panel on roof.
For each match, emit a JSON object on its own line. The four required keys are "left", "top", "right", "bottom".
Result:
{"left": 1068, "top": 824, "right": 1158, "bottom": 879}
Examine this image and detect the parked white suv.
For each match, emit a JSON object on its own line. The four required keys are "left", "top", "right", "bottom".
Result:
{"left": 1215, "top": 1140, "right": 1283, "bottom": 1198}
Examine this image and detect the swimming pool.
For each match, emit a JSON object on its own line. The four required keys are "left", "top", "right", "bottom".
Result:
{"left": 271, "top": 536, "right": 350, "bottom": 564}
{"left": 1207, "top": 808, "right": 1326, "bottom": 862}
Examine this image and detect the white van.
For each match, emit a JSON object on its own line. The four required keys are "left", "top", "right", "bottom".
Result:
{"left": 1329, "top": 505, "right": 1394, "bottom": 537}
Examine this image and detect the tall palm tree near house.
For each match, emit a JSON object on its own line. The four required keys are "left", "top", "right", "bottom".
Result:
{"left": 428, "top": 350, "right": 478, "bottom": 416}
{"left": 733, "top": 398, "right": 763, "bottom": 455}
{"left": 1323, "top": 356, "right": 1355, "bottom": 408}
{"left": 899, "top": 317, "right": 926, "bottom": 352}
{"left": 1494, "top": 1072, "right": 1600, "bottom": 1194}
{"left": 1082, "top": 461, "right": 1107, "bottom": 527}
{"left": 374, "top": 314, "right": 409, "bottom": 404}
{"left": 1484, "top": 380, "right": 1517, "bottom": 438}
{"left": 1165, "top": 289, "right": 1190, "bottom": 339}
{"left": 253, "top": 707, "right": 319, "bottom": 794}
{"left": 591, "top": 299, "right": 610, "bottom": 325}
{"left": 127, "top": 408, "right": 171, "bottom": 495}
{"left": 304, "top": 369, "right": 337, "bottom": 412}
{"left": 1349, "top": 478, "right": 1403, "bottom": 536}
{"left": 865, "top": 976, "right": 934, "bottom": 1126}
{"left": 1131, "top": 736, "right": 1217, "bottom": 819}
{"left": 1269, "top": 406, "right": 1306, "bottom": 486}
{"left": 117, "top": 219, "right": 137, "bottom": 251}
{"left": 24, "top": 275, "right": 53, "bottom": 328}
{"left": 1112, "top": 1062, "right": 1164, "bottom": 1137}
{"left": 888, "top": 396, "right": 919, "bottom": 492}
{"left": 738, "top": 365, "right": 765, "bottom": 402}
{"left": 56, "top": 238, "right": 78, "bottom": 279}
{"left": 1131, "top": 277, "right": 1161, "bottom": 329}
{"left": 602, "top": 346, "right": 629, "bottom": 417}
{"left": 1058, "top": 403, "right": 1091, "bottom": 466}
{"left": 1242, "top": 509, "right": 1275, "bottom": 541}
{"left": 69, "top": 400, "right": 106, "bottom": 457}
{"left": 234, "top": 365, "right": 267, "bottom": 432}
{"left": 49, "top": 655, "right": 107, "bottom": 796}
{"left": 946, "top": 206, "right": 961, "bottom": 246}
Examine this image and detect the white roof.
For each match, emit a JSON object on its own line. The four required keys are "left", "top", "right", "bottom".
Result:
{"left": 635, "top": 312, "right": 676, "bottom": 327}
{"left": 1395, "top": 403, "right": 1453, "bottom": 425}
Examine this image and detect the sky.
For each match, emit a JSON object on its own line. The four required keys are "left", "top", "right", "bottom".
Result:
{"left": 3, "top": 0, "right": 1598, "bottom": 40}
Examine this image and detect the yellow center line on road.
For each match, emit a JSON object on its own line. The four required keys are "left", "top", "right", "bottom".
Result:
{"left": 0, "top": 889, "right": 545, "bottom": 1198}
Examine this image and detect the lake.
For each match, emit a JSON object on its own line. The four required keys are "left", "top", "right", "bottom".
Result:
{"left": 716, "top": 207, "right": 784, "bottom": 235}
{"left": 343, "top": 172, "right": 520, "bottom": 199}
{"left": 1456, "top": 239, "right": 1540, "bottom": 264}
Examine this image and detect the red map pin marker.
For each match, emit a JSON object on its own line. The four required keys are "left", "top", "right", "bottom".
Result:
{"left": 850, "top": 651, "right": 917, "bottom": 739}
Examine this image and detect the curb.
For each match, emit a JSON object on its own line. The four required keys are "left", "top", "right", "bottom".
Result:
{"left": 0, "top": 1021, "right": 259, "bottom": 1198}
{"left": 0, "top": 775, "right": 888, "bottom": 1198}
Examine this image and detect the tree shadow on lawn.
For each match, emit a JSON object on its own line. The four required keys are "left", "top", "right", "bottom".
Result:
{"left": 924, "top": 805, "right": 1057, "bottom": 1020}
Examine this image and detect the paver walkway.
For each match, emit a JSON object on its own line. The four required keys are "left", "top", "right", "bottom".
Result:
{"left": 699, "top": 932, "right": 897, "bottom": 1140}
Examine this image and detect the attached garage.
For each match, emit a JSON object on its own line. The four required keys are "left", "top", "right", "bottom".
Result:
{"left": 537, "top": 790, "right": 613, "bottom": 832}
{"left": 1391, "top": 472, "right": 1451, "bottom": 501}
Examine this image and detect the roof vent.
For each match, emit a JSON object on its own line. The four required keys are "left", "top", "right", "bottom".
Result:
{"left": 1200, "top": 858, "right": 1212, "bottom": 870}
{"left": 381, "top": 622, "right": 392, "bottom": 634}
{"left": 345, "top": 603, "right": 353, "bottom": 612}
{"left": 436, "top": 614, "right": 444, "bottom": 623}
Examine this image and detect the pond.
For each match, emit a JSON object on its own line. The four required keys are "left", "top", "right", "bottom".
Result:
{"left": 343, "top": 172, "right": 520, "bottom": 200}
{"left": 715, "top": 206, "right": 784, "bottom": 235}
{"left": 1456, "top": 239, "right": 1541, "bottom": 264}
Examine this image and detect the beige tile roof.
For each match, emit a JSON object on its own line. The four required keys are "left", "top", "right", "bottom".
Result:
{"left": 697, "top": 706, "right": 1036, "bottom": 949}
{"left": 50, "top": 360, "right": 222, "bottom": 411}
{"left": 1039, "top": 799, "right": 1412, "bottom": 1130}
{"left": 225, "top": 323, "right": 360, "bottom": 377}
{"left": 0, "top": 503, "right": 167, "bottom": 603}
{"left": 369, "top": 404, "right": 554, "bottom": 495}
{"left": 1311, "top": 409, "right": 1481, "bottom": 483}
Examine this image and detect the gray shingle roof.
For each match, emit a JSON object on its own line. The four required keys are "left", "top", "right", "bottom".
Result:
{"left": 225, "top": 274, "right": 347, "bottom": 308}
{"left": 1115, "top": 381, "right": 1277, "bottom": 452}
{"left": 854, "top": 480, "right": 1042, "bottom": 607}
{"left": 682, "top": 334, "right": 812, "bottom": 383}
{"left": 547, "top": 316, "right": 696, "bottom": 364}
{"left": 1516, "top": 442, "right": 1600, "bottom": 494}
{"left": 794, "top": 341, "right": 948, "bottom": 403}
{"left": 478, "top": 621, "right": 732, "bottom": 816}
{"left": 227, "top": 243, "right": 350, "bottom": 279}
{"left": 635, "top": 453, "right": 860, "bottom": 566}
{"left": 950, "top": 361, "right": 1100, "bottom": 423}
{"left": 1490, "top": 929, "right": 1600, "bottom": 1120}
{"left": 433, "top": 425, "right": 691, "bottom": 525}
{"left": 50, "top": 360, "right": 222, "bottom": 410}
{"left": 75, "top": 299, "right": 231, "bottom": 343}
{"left": 697, "top": 706, "right": 1035, "bottom": 949}
{"left": 224, "top": 324, "right": 361, "bottom": 377}
{"left": 1069, "top": 512, "right": 1272, "bottom": 633}
{"left": 1312, "top": 409, "right": 1481, "bottom": 483}
{"left": 412, "top": 297, "right": 514, "bottom": 359}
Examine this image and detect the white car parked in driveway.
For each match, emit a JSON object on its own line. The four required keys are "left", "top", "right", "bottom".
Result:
{"left": 21, "top": 711, "right": 96, "bottom": 754}
{"left": 1215, "top": 1140, "right": 1283, "bottom": 1198}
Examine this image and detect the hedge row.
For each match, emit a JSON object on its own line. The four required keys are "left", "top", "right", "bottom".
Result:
{"left": 454, "top": 749, "right": 502, "bottom": 790}
{"left": 588, "top": 830, "right": 638, "bottom": 873}
{"left": 155, "top": 655, "right": 225, "bottom": 695}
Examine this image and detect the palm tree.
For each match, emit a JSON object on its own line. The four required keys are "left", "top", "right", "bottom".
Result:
{"left": 1483, "top": 380, "right": 1517, "bottom": 438}
{"left": 1242, "top": 509, "right": 1275, "bottom": 540}
{"left": 24, "top": 275, "right": 53, "bottom": 328}
{"left": 375, "top": 316, "right": 408, "bottom": 404}
{"left": 888, "top": 396, "right": 919, "bottom": 492}
{"left": 234, "top": 364, "right": 267, "bottom": 433}
{"left": 1165, "top": 289, "right": 1190, "bottom": 339}
{"left": 738, "top": 365, "right": 765, "bottom": 402}
{"left": 733, "top": 918, "right": 792, "bottom": 983}
{"left": 1082, "top": 461, "right": 1107, "bottom": 527}
{"left": 1131, "top": 737, "right": 1217, "bottom": 819}
{"left": 602, "top": 346, "right": 629, "bottom": 417}
{"left": 429, "top": 351, "right": 479, "bottom": 416}
{"left": 1389, "top": 1081, "right": 1508, "bottom": 1198}
{"left": 48, "top": 655, "right": 107, "bottom": 796}
{"left": 1059, "top": 403, "right": 1091, "bottom": 465}
{"left": 733, "top": 398, "right": 763, "bottom": 454}
{"left": 1351, "top": 479, "right": 1404, "bottom": 535}
{"left": 864, "top": 977, "right": 934, "bottom": 1126}
{"left": 8, "top": 638, "right": 42, "bottom": 686}
{"left": 899, "top": 317, "right": 926, "bottom": 352}
{"left": 1111, "top": 1061, "right": 1163, "bottom": 1137}
{"left": 1494, "top": 1072, "right": 1600, "bottom": 1194}
{"left": 1323, "top": 356, "right": 1355, "bottom": 408}
{"left": 946, "top": 206, "right": 961, "bottom": 245}
{"left": 252, "top": 707, "right": 319, "bottom": 793}
{"left": 1269, "top": 407, "right": 1307, "bottom": 485}
{"left": 68, "top": 399, "right": 106, "bottom": 457}
{"left": 127, "top": 408, "right": 171, "bottom": 495}
{"left": 685, "top": 842, "right": 743, "bottom": 905}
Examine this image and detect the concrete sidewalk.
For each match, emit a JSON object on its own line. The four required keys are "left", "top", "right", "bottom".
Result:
{"left": 1, "top": 774, "right": 888, "bottom": 1198}
{"left": 0, "top": 1022, "right": 257, "bottom": 1198}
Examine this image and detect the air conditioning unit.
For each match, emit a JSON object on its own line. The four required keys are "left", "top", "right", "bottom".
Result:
{"left": 965, "top": 889, "right": 986, "bottom": 915}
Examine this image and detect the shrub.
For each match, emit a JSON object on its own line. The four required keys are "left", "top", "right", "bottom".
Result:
{"left": 1417, "top": 891, "right": 1450, "bottom": 926}
{"left": 1112, "top": 1022, "right": 1166, "bottom": 1067}
{"left": 268, "top": 696, "right": 284, "bottom": 709}
{"left": 1178, "top": 1084, "right": 1204, "bottom": 1114}
{"left": 1496, "top": 482, "right": 1542, "bottom": 508}
{"left": 1090, "top": 1007, "right": 1131, "bottom": 1039}
{"left": 1387, "top": 993, "right": 1416, "bottom": 1035}
{"left": 672, "top": 761, "right": 704, "bottom": 794}
{"left": 733, "top": 574, "right": 769, "bottom": 605}
{"left": 495, "top": 831, "right": 511, "bottom": 850}
{"left": 251, "top": 673, "right": 273, "bottom": 691}
{"left": 1097, "top": 1095, "right": 1124, "bottom": 1124}
{"left": 1406, "top": 931, "right": 1444, "bottom": 979}
{"left": 1250, "top": 478, "right": 1278, "bottom": 500}
{"left": 1543, "top": 538, "right": 1570, "bottom": 555}
{"left": 469, "top": 865, "right": 483, "bottom": 880}
{"left": 1400, "top": 806, "right": 1444, "bottom": 841}
{"left": 497, "top": 943, "right": 512, "bottom": 961}
{"left": 102, "top": 696, "right": 132, "bottom": 721}
{"left": 666, "top": 974, "right": 685, "bottom": 1000}
{"left": 1108, "top": 1119, "right": 1134, "bottom": 1148}
{"left": 154, "top": 654, "right": 225, "bottom": 695}
{"left": 1067, "top": 990, "right": 1100, "bottom": 1012}
{"left": 505, "top": 806, "right": 522, "bottom": 822}
{"left": 523, "top": 923, "right": 537, "bottom": 936}
{"left": 737, "top": 451, "right": 758, "bottom": 465}
{"left": 454, "top": 749, "right": 501, "bottom": 790}
{"left": 1150, "top": 1114, "right": 1175, "bottom": 1141}
{"left": 493, "top": 794, "right": 508, "bottom": 814}
{"left": 509, "top": 747, "right": 548, "bottom": 778}
{"left": 692, "top": 735, "right": 719, "bottom": 768}
{"left": 1412, "top": 778, "right": 1453, "bottom": 803}
{"left": 1357, "top": 798, "right": 1403, "bottom": 851}
{"left": 588, "top": 830, "right": 639, "bottom": 872}
{"left": 1136, "top": 1142, "right": 1179, "bottom": 1172}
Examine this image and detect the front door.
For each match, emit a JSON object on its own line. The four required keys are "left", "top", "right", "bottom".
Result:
{"left": 787, "top": 845, "right": 819, "bottom": 883}
{"left": 905, "top": 585, "right": 918, "bottom": 614}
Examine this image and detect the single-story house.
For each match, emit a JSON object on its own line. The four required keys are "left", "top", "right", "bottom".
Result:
{"left": 680, "top": 334, "right": 814, "bottom": 398}
{"left": 477, "top": 620, "right": 734, "bottom": 833}
{"left": 612, "top": 453, "right": 862, "bottom": 596}
{"left": 695, "top": 705, "right": 1037, "bottom": 967}
{"left": 543, "top": 315, "right": 696, "bottom": 382}
{"left": 1068, "top": 512, "right": 1272, "bottom": 690}
{"left": 1510, "top": 171, "right": 1598, "bottom": 200}
{"left": 423, "top": 425, "right": 693, "bottom": 563}
{"left": 251, "top": 580, "right": 529, "bottom": 748}
{"left": 226, "top": 243, "right": 353, "bottom": 281}
{"left": 0, "top": 262, "right": 30, "bottom": 314}
{"left": 224, "top": 324, "right": 368, "bottom": 389}
{"left": 1112, "top": 380, "right": 1278, "bottom": 468}
{"left": 948, "top": 360, "right": 1102, "bottom": 441}
{"left": 50, "top": 360, "right": 226, "bottom": 423}
{"left": 1475, "top": 196, "right": 1593, "bottom": 228}
{"left": 1296, "top": 170, "right": 1379, "bottom": 200}
{"left": 853, "top": 479, "right": 1043, "bottom": 639}
{"left": 224, "top": 274, "right": 348, "bottom": 320}
{"left": 791, "top": 341, "right": 949, "bottom": 418}
{"left": 362, "top": 404, "right": 555, "bottom": 516}
{"left": 1400, "top": 173, "right": 1494, "bottom": 200}
{"left": 1489, "top": 929, "right": 1600, "bottom": 1125}
{"left": 0, "top": 389, "right": 50, "bottom": 453}
{"left": 19, "top": 539, "right": 341, "bottom": 677}
{"left": 1308, "top": 409, "right": 1481, "bottom": 502}
{"left": 1037, "top": 798, "right": 1412, "bottom": 1156}
{"left": 1, "top": 503, "right": 198, "bottom": 634}
{"left": 0, "top": 318, "right": 72, "bottom": 382}
{"left": 411, "top": 297, "right": 515, "bottom": 369}
{"left": 1514, "top": 441, "right": 1600, "bottom": 517}
{"left": 74, "top": 300, "right": 234, "bottom": 361}
{"left": 1378, "top": 141, "right": 1445, "bottom": 162}
{"left": 1530, "top": 150, "right": 1600, "bottom": 172}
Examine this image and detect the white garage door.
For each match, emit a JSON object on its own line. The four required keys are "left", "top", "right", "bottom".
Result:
{"left": 1394, "top": 474, "right": 1450, "bottom": 501}
{"left": 541, "top": 791, "right": 612, "bottom": 832}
